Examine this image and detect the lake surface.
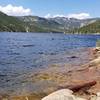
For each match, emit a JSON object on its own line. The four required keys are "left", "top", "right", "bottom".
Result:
{"left": 0, "top": 32, "right": 100, "bottom": 95}
{"left": 0, "top": 32, "right": 100, "bottom": 72}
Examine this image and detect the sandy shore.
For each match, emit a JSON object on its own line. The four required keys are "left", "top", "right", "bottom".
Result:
{"left": 0, "top": 47, "right": 100, "bottom": 100}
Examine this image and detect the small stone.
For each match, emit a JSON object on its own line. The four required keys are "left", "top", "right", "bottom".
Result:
{"left": 2, "top": 98, "right": 8, "bottom": 100}
{"left": 90, "top": 95, "right": 97, "bottom": 100}
{"left": 97, "top": 92, "right": 100, "bottom": 97}
{"left": 76, "top": 97, "right": 86, "bottom": 100}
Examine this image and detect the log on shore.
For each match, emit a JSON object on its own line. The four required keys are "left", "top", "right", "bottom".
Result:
{"left": 58, "top": 81, "right": 96, "bottom": 92}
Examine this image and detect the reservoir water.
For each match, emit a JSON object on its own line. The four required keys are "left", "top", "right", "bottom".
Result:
{"left": 0, "top": 32, "right": 100, "bottom": 96}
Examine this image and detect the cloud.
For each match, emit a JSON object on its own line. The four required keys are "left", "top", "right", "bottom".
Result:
{"left": 45, "top": 14, "right": 52, "bottom": 18}
{"left": 53, "top": 14, "right": 66, "bottom": 18}
{"left": 67, "top": 13, "right": 91, "bottom": 19}
{"left": 0, "top": 4, "right": 32, "bottom": 16}
{"left": 45, "top": 13, "right": 91, "bottom": 19}
{"left": 45, "top": 13, "right": 66, "bottom": 18}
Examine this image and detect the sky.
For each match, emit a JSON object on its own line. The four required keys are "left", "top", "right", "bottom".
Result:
{"left": 0, "top": 0, "right": 100, "bottom": 19}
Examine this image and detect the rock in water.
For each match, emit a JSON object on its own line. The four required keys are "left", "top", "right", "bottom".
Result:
{"left": 42, "top": 89, "right": 86, "bottom": 100}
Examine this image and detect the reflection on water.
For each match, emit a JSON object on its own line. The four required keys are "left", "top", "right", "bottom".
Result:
{"left": 0, "top": 32, "right": 100, "bottom": 95}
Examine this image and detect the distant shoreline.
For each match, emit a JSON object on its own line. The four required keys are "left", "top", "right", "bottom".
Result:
{"left": 0, "top": 32, "right": 100, "bottom": 34}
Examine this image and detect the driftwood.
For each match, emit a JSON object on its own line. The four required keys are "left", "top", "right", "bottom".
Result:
{"left": 58, "top": 81, "right": 96, "bottom": 92}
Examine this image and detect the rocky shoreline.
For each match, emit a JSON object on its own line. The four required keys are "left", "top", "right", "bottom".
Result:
{"left": 42, "top": 47, "right": 100, "bottom": 100}
{"left": 42, "top": 89, "right": 100, "bottom": 100}
{"left": 0, "top": 47, "right": 100, "bottom": 100}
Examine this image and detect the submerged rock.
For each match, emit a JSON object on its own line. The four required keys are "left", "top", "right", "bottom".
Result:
{"left": 42, "top": 89, "right": 86, "bottom": 100}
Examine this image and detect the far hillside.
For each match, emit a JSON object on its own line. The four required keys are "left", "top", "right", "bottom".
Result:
{"left": 0, "top": 11, "right": 100, "bottom": 33}
{"left": 0, "top": 11, "right": 26, "bottom": 32}
{"left": 76, "top": 20, "right": 100, "bottom": 34}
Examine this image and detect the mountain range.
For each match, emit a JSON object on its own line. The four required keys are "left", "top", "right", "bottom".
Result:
{"left": 0, "top": 11, "right": 100, "bottom": 33}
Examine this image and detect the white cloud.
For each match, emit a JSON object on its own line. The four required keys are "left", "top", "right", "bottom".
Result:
{"left": 53, "top": 14, "right": 66, "bottom": 18}
{"left": 45, "top": 13, "right": 91, "bottom": 19}
{"left": 45, "top": 14, "right": 52, "bottom": 18}
{"left": 0, "top": 4, "right": 32, "bottom": 16}
{"left": 45, "top": 13, "right": 66, "bottom": 18}
{"left": 67, "top": 13, "right": 91, "bottom": 19}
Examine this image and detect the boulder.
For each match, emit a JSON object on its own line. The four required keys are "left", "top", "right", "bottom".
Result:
{"left": 89, "top": 57, "right": 100, "bottom": 67}
{"left": 42, "top": 89, "right": 86, "bottom": 100}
